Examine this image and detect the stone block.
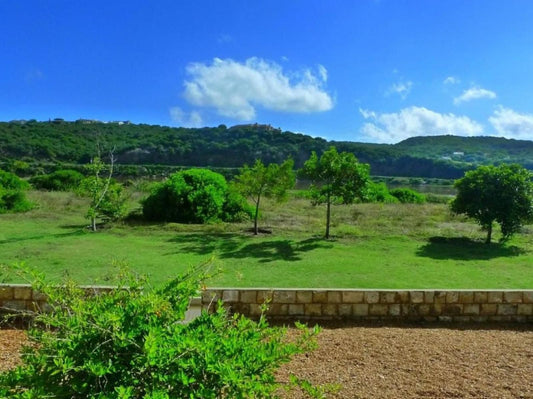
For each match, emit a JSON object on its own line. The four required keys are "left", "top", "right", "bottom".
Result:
{"left": 0, "top": 287, "right": 14, "bottom": 300}
{"left": 389, "top": 304, "right": 401, "bottom": 316}
{"left": 497, "top": 304, "right": 517, "bottom": 316}
{"left": 434, "top": 291, "right": 447, "bottom": 304}
{"left": 1, "top": 300, "right": 27, "bottom": 311}
{"left": 288, "top": 304, "right": 305, "bottom": 316}
{"left": 364, "top": 291, "right": 380, "bottom": 304}
{"left": 487, "top": 292, "right": 503, "bottom": 303}
{"left": 257, "top": 290, "right": 273, "bottom": 304}
{"left": 517, "top": 304, "right": 533, "bottom": 316}
{"left": 395, "top": 291, "right": 410, "bottom": 303}
{"left": 480, "top": 304, "right": 497, "bottom": 315}
{"left": 410, "top": 291, "right": 424, "bottom": 304}
{"left": 446, "top": 292, "right": 459, "bottom": 303}
{"left": 438, "top": 316, "right": 453, "bottom": 322}
{"left": 312, "top": 291, "right": 328, "bottom": 303}
{"left": 431, "top": 303, "right": 443, "bottom": 315}
{"left": 417, "top": 304, "right": 431, "bottom": 316}
{"left": 273, "top": 290, "right": 295, "bottom": 304}
{"left": 458, "top": 292, "right": 473, "bottom": 303}
{"left": 323, "top": 304, "right": 338, "bottom": 317}
{"left": 463, "top": 304, "right": 480, "bottom": 315}
{"left": 442, "top": 304, "right": 462, "bottom": 315}
{"left": 240, "top": 290, "right": 257, "bottom": 304}
{"left": 424, "top": 291, "right": 435, "bottom": 304}
{"left": 296, "top": 291, "right": 313, "bottom": 303}
{"left": 523, "top": 292, "right": 533, "bottom": 303}
{"left": 353, "top": 304, "right": 369, "bottom": 316}
{"left": 369, "top": 304, "right": 388, "bottom": 316}
{"left": 338, "top": 304, "right": 352, "bottom": 317}
{"left": 249, "top": 304, "right": 263, "bottom": 317}
{"left": 202, "top": 290, "right": 220, "bottom": 304}
{"left": 473, "top": 292, "right": 488, "bottom": 304}
{"left": 453, "top": 316, "right": 471, "bottom": 323}
{"left": 327, "top": 291, "right": 342, "bottom": 303}
{"left": 269, "top": 304, "right": 288, "bottom": 316}
{"left": 222, "top": 290, "right": 239, "bottom": 303}
{"left": 305, "top": 304, "right": 322, "bottom": 316}
{"left": 342, "top": 291, "right": 364, "bottom": 303}
{"left": 503, "top": 292, "right": 522, "bottom": 303}
{"left": 13, "top": 286, "right": 32, "bottom": 300}
{"left": 32, "top": 290, "right": 48, "bottom": 301}
{"left": 381, "top": 292, "right": 397, "bottom": 303}
{"left": 470, "top": 316, "right": 489, "bottom": 322}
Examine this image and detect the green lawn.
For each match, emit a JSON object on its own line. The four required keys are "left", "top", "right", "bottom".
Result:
{"left": 1, "top": 190, "right": 531, "bottom": 288}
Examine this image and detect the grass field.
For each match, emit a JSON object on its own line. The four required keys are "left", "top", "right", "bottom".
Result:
{"left": 1, "top": 189, "right": 531, "bottom": 288}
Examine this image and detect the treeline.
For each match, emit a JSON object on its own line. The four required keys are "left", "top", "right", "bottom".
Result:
{"left": 1, "top": 120, "right": 531, "bottom": 179}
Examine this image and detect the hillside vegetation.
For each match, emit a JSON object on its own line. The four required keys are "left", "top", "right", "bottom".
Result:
{"left": 1, "top": 120, "right": 532, "bottom": 179}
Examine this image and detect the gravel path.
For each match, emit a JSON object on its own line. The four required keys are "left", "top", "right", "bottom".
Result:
{"left": 2, "top": 324, "right": 532, "bottom": 398}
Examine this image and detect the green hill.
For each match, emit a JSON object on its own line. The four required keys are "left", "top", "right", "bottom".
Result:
{"left": 1, "top": 120, "right": 531, "bottom": 179}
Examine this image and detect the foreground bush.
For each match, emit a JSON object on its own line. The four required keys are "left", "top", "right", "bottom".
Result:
{"left": 0, "top": 266, "right": 321, "bottom": 398}
{"left": 30, "top": 169, "right": 84, "bottom": 191}
{"left": 143, "top": 169, "right": 252, "bottom": 223}
{"left": 0, "top": 169, "right": 32, "bottom": 213}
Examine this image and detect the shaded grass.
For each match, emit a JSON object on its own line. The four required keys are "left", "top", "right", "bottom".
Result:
{"left": 0, "top": 190, "right": 531, "bottom": 288}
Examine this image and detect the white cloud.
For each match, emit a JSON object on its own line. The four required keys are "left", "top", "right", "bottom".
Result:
{"left": 488, "top": 106, "right": 533, "bottom": 140}
{"left": 386, "top": 81, "right": 413, "bottom": 100}
{"left": 169, "top": 106, "right": 204, "bottom": 127}
{"left": 443, "top": 76, "right": 460, "bottom": 85}
{"left": 359, "top": 106, "right": 484, "bottom": 143}
{"left": 454, "top": 86, "right": 497, "bottom": 105}
{"left": 183, "top": 57, "right": 333, "bottom": 120}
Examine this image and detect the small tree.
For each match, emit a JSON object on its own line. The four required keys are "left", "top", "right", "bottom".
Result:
{"left": 234, "top": 159, "right": 295, "bottom": 235}
{"left": 451, "top": 164, "right": 533, "bottom": 243}
{"left": 0, "top": 169, "right": 32, "bottom": 214}
{"left": 79, "top": 152, "right": 126, "bottom": 231}
{"left": 299, "top": 147, "right": 370, "bottom": 238}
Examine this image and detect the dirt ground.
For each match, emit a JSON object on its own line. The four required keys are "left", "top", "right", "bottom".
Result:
{"left": 1, "top": 324, "right": 532, "bottom": 398}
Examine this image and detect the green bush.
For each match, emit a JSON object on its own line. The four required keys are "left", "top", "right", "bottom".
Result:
{"left": 30, "top": 169, "right": 84, "bottom": 191}
{"left": 0, "top": 266, "right": 321, "bottom": 398}
{"left": 0, "top": 169, "right": 32, "bottom": 213}
{"left": 389, "top": 188, "right": 426, "bottom": 204}
{"left": 363, "top": 182, "right": 398, "bottom": 203}
{"left": 143, "top": 169, "right": 251, "bottom": 223}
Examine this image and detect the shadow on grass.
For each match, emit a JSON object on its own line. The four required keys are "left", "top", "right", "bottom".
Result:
{"left": 416, "top": 236, "right": 527, "bottom": 260}
{"left": 167, "top": 233, "right": 332, "bottom": 263}
{"left": 0, "top": 229, "right": 86, "bottom": 245}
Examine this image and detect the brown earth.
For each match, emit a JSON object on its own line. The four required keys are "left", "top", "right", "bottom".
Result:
{"left": 1, "top": 324, "right": 532, "bottom": 398}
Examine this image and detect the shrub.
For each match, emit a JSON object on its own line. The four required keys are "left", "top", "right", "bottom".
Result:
{"left": 0, "top": 265, "right": 321, "bottom": 398}
{"left": 30, "top": 169, "right": 84, "bottom": 191}
{"left": 0, "top": 169, "right": 32, "bottom": 213}
{"left": 363, "top": 182, "right": 398, "bottom": 203}
{"left": 389, "top": 188, "right": 426, "bottom": 204}
{"left": 143, "top": 169, "right": 251, "bottom": 223}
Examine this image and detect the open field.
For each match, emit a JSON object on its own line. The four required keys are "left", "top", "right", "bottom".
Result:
{"left": 2, "top": 325, "right": 532, "bottom": 398}
{"left": 0, "top": 190, "right": 532, "bottom": 288}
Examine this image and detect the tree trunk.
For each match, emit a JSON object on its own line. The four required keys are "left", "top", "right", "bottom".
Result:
{"left": 325, "top": 194, "right": 331, "bottom": 239}
{"left": 485, "top": 222, "right": 492, "bottom": 244}
{"left": 253, "top": 196, "right": 261, "bottom": 235}
{"left": 91, "top": 216, "right": 97, "bottom": 232}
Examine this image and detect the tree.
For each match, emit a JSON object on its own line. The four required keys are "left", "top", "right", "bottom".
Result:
{"left": 451, "top": 164, "right": 533, "bottom": 243}
{"left": 143, "top": 169, "right": 252, "bottom": 224}
{"left": 0, "top": 169, "right": 32, "bottom": 214}
{"left": 299, "top": 147, "right": 370, "bottom": 238}
{"left": 234, "top": 159, "right": 295, "bottom": 234}
{"left": 79, "top": 152, "right": 126, "bottom": 231}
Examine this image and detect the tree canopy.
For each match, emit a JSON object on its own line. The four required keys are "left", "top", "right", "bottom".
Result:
{"left": 299, "top": 147, "right": 370, "bottom": 238}
{"left": 451, "top": 164, "right": 533, "bottom": 243}
{"left": 233, "top": 159, "right": 295, "bottom": 234}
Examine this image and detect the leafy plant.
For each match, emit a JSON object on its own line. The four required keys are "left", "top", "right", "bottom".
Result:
{"left": 0, "top": 264, "right": 323, "bottom": 398}
{"left": 142, "top": 169, "right": 251, "bottom": 224}
{"left": 0, "top": 169, "right": 32, "bottom": 213}
{"left": 30, "top": 169, "right": 84, "bottom": 191}
{"left": 389, "top": 188, "right": 426, "bottom": 204}
{"left": 363, "top": 181, "right": 398, "bottom": 203}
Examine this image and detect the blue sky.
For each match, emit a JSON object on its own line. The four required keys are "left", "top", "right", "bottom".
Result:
{"left": 2, "top": 1, "right": 533, "bottom": 143}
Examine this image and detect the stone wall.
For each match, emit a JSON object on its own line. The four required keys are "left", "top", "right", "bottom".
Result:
{"left": 202, "top": 288, "right": 533, "bottom": 323}
{"left": 2, "top": 284, "right": 532, "bottom": 323}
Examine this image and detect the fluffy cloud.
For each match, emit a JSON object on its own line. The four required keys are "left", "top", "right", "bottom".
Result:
{"left": 359, "top": 106, "right": 484, "bottom": 143}
{"left": 169, "top": 106, "right": 203, "bottom": 128}
{"left": 183, "top": 57, "right": 333, "bottom": 120}
{"left": 386, "top": 81, "right": 413, "bottom": 100}
{"left": 454, "top": 86, "right": 496, "bottom": 105}
{"left": 443, "top": 76, "right": 460, "bottom": 85}
{"left": 488, "top": 106, "right": 533, "bottom": 140}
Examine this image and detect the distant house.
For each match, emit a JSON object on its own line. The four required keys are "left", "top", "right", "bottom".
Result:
{"left": 453, "top": 152, "right": 464, "bottom": 156}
